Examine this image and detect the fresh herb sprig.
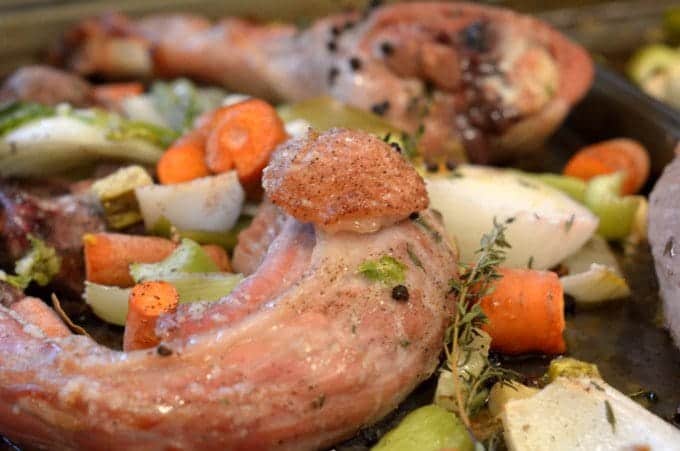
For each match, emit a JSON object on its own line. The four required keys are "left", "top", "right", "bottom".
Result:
{"left": 444, "top": 218, "right": 515, "bottom": 430}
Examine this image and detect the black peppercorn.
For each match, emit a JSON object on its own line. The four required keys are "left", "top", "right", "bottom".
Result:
{"left": 445, "top": 160, "right": 458, "bottom": 171}
{"left": 349, "top": 57, "right": 362, "bottom": 71}
{"left": 157, "top": 344, "right": 173, "bottom": 356}
{"left": 380, "top": 41, "right": 394, "bottom": 56}
{"left": 392, "top": 284, "right": 409, "bottom": 302}
{"left": 327, "top": 40, "right": 337, "bottom": 52}
{"left": 425, "top": 161, "right": 439, "bottom": 173}
{"left": 409, "top": 212, "right": 420, "bottom": 220}
{"left": 371, "top": 101, "right": 390, "bottom": 116}
{"left": 328, "top": 66, "right": 340, "bottom": 85}
{"left": 390, "top": 142, "right": 402, "bottom": 153}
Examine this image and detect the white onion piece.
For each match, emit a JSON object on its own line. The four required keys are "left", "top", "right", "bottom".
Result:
{"left": 135, "top": 172, "right": 244, "bottom": 232}
{"left": 426, "top": 165, "right": 599, "bottom": 269}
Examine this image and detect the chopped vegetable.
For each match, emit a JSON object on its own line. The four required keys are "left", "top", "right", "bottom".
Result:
{"left": 370, "top": 405, "right": 473, "bottom": 451}
{"left": 487, "top": 381, "right": 539, "bottom": 417}
{"left": 560, "top": 234, "right": 621, "bottom": 275}
{"left": 83, "top": 233, "right": 228, "bottom": 287}
{"left": 435, "top": 330, "right": 492, "bottom": 415}
{"left": 0, "top": 102, "right": 55, "bottom": 137}
{"left": 157, "top": 132, "right": 211, "bottom": 184}
{"left": 502, "top": 377, "right": 680, "bottom": 450}
{"left": 426, "top": 166, "right": 598, "bottom": 269}
{"left": 204, "top": 99, "right": 288, "bottom": 194}
{"left": 130, "top": 238, "right": 221, "bottom": 283}
{"left": 150, "top": 215, "right": 252, "bottom": 250}
{"left": 478, "top": 267, "right": 566, "bottom": 355}
{"left": 526, "top": 172, "right": 587, "bottom": 202}
{"left": 547, "top": 357, "right": 601, "bottom": 382}
{"left": 0, "top": 106, "right": 175, "bottom": 176}
{"left": 149, "top": 78, "right": 226, "bottom": 132}
{"left": 123, "top": 281, "right": 179, "bottom": 351}
{"left": 91, "top": 165, "right": 153, "bottom": 229}
{"left": 357, "top": 255, "right": 407, "bottom": 285}
{"left": 0, "top": 236, "right": 61, "bottom": 290}
{"left": 561, "top": 263, "right": 630, "bottom": 304}
{"left": 136, "top": 171, "right": 244, "bottom": 233}
{"left": 584, "top": 173, "right": 640, "bottom": 239}
{"left": 83, "top": 283, "right": 131, "bottom": 326}
{"left": 85, "top": 272, "right": 242, "bottom": 326}
{"left": 92, "top": 82, "right": 144, "bottom": 109}
{"left": 563, "top": 139, "right": 650, "bottom": 195}
{"left": 278, "top": 96, "right": 403, "bottom": 140}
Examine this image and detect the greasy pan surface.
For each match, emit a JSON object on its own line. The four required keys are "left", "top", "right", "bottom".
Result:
{"left": 0, "top": 0, "right": 679, "bottom": 434}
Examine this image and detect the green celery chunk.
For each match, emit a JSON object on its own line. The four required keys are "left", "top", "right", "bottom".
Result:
{"left": 130, "top": 238, "right": 219, "bottom": 283}
{"left": 84, "top": 273, "right": 243, "bottom": 326}
{"left": 529, "top": 173, "right": 587, "bottom": 203}
{"left": 278, "top": 96, "right": 405, "bottom": 145}
{"left": 106, "top": 119, "right": 179, "bottom": 148}
{"left": 0, "top": 102, "right": 55, "bottom": 137}
{"left": 163, "top": 272, "right": 243, "bottom": 303}
{"left": 91, "top": 165, "right": 153, "bottom": 229}
{"left": 371, "top": 405, "right": 473, "bottom": 451}
{"left": 584, "top": 173, "right": 640, "bottom": 240}
{"left": 151, "top": 215, "right": 252, "bottom": 251}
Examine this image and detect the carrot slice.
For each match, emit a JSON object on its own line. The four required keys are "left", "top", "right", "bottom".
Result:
{"left": 204, "top": 99, "right": 288, "bottom": 195}
{"left": 92, "top": 82, "right": 144, "bottom": 107}
{"left": 563, "top": 138, "right": 650, "bottom": 194}
{"left": 123, "top": 281, "right": 178, "bottom": 351}
{"left": 157, "top": 131, "right": 211, "bottom": 184}
{"left": 201, "top": 244, "right": 231, "bottom": 272}
{"left": 478, "top": 267, "right": 566, "bottom": 355}
{"left": 83, "top": 233, "right": 229, "bottom": 287}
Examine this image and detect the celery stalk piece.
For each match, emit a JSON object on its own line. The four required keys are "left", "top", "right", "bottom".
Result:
{"left": 91, "top": 165, "right": 153, "bottom": 229}
{"left": 583, "top": 173, "right": 640, "bottom": 240}
{"left": 528, "top": 173, "right": 587, "bottom": 203}
{"left": 163, "top": 273, "right": 243, "bottom": 303}
{"left": 150, "top": 215, "right": 253, "bottom": 251}
{"left": 84, "top": 273, "right": 243, "bottom": 326}
{"left": 130, "top": 238, "right": 219, "bottom": 283}
{"left": 371, "top": 405, "right": 473, "bottom": 451}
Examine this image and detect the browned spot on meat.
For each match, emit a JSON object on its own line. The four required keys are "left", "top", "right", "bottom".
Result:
{"left": 263, "top": 128, "right": 428, "bottom": 233}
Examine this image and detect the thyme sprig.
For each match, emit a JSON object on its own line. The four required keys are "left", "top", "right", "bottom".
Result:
{"left": 444, "top": 218, "right": 515, "bottom": 430}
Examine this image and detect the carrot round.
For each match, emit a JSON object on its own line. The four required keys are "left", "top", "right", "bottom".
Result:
{"left": 157, "top": 131, "right": 211, "bottom": 184}
{"left": 83, "top": 233, "right": 229, "bottom": 287}
{"left": 563, "top": 138, "right": 650, "bottom": 194}
{"left": 123, "top": 281, "right": 178, "bottom": 351}
{"left": 204, "top": 99, "right": 288, "bottom": 194}
{"left": 478, "top": 268, "right": 566, "bottom": 355}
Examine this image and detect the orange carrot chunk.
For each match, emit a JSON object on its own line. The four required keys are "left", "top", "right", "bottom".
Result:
{"left": 478, "top": 267, "right": 566, "bottom": 355}
{"left": 83, "top": 233, "right": 229, "bottom": 287}
{"left": 201, "top": 244, "right": 232, "bottom": 272}
{"left": 157, "top": 131, "right": 211, "bottom": 184}
{"left": 123, "top": 281, "right": 179, "bottom": 351}
{"left": 204, "top": 99, "right": 288, "bottom": 194}
{"left": 92, "top": 82, "right": 144, "bottom": 108}
{"left": 563, "top": 138, "right": 650, "bottom": 195}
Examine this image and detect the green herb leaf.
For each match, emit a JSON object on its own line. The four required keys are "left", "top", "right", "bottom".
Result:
{"left": 358, "top": 255, "right": 407, "bottom": 285}
{"left": 0, "top": 235, "right": 61, "bottom": 290}
{"left": 604, "top": 400, "right": 616, "bottom": 432}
